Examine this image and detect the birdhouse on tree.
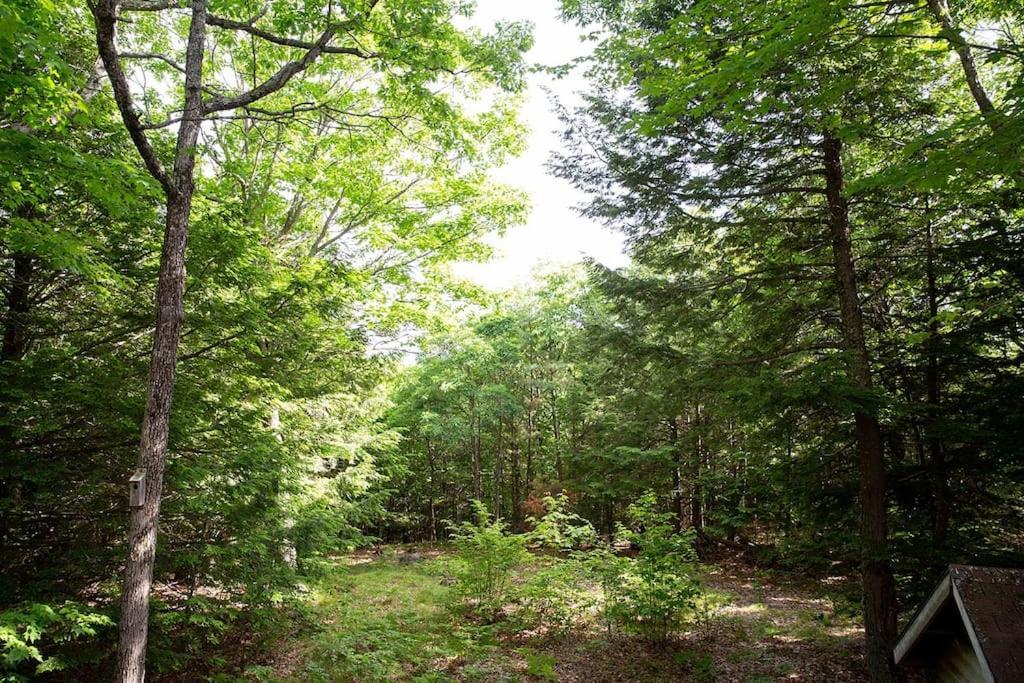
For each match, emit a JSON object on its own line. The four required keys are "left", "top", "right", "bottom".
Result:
{"left": 893, "top": 565, "right": 1024, "bottom": 682}
{"left": 129, "top": 469, "right": 146, "bottom": 508}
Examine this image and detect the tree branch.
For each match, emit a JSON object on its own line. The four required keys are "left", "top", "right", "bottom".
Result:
{"left": 121, "top": 51, "right": 186, "bottom": 74}
{"left": 202, "top": 26, "right": 341, "bottom": 113}
{"left": 90, "top": 0, "right": 173, "bottom": 194}
{"left": 206, "top": 13, "right": 377, "bottom": 58}
{"left": 120, "top": 0, "right": 186, "bottom": 9}
{"left": 925, "top": 0, "right": 1001, "bottom": 129}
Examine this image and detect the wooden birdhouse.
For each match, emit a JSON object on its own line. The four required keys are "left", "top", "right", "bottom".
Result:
{"left": 129, "top": 469, "right": 146, "bottom": 508}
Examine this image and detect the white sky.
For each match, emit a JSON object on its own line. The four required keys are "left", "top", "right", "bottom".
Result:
{"left": 452, "top": 0, "right": 629, "bottom": 291}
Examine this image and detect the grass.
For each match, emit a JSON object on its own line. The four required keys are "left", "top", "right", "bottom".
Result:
{"left": 275, "top": 554, "right": 517, "bottom": 682}
{"left": 522, "top": 650, "right": 557, "bottom": 680}
{"left": 265, "top": 548, "right": 867, "bottom": 682}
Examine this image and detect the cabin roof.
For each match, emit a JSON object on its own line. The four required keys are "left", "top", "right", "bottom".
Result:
{"left": 893, "top": 565, "right": 1024, "bottom": 683}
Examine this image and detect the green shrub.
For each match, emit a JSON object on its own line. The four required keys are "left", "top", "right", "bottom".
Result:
{"left": 523, "top": 649, "right": 558, "bottom": 680}
{"left": 586, "top": 492, "right": 702, "bottom": 645}
{"left": 447, "top": 501, "right": 529, "bottom": 619}
{"left": 514, "top": 558, "right": 596, "bottom": 633}
{"left": 527, "top": 494, "right": 598, "bottom": 551}
{"left": 0, "top": 602, "right": 113, "bottom": 681}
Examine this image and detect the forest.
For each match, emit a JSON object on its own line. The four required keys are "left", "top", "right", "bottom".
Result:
{"left": 1, "top": 0, "right": 1022, "bottom": 680}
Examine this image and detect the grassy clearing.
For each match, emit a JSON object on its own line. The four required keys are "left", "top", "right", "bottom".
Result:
{"left": 266, "top": 548, "right": 865, "bottom": 682}
{"left": 270, "top": 548, "right": 528, "bottom": 682}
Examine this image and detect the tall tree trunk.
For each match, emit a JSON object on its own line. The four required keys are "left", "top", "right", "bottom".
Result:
{"left": 822, "top": 133, "right": 899, "bottom": 683}
{"left": 495, "top": 420, "right": 504, "bottom": 520}
{"left": 1, "top": 252, "right": 33, "bottom": 363}
{"left": 526, "top": 388, "right": 535, "bottom": 495}
{"left": 691, "top": 406, "right": 704, "bottom": 531}
{"left": 551, "top": 390, "right": 563, "bottom": 483}
{"left": 427, "top": 438, "right": 438, "bottom": 541}
{"left": 116, "top": 190, "right": 194, "bottom": 683}
{"left": 669, "top": 416, "right": 685, "bottom": 531}
{"left": 471, "top": 408, "right": 482, "bottom": 502}
{"left": 924, "top": 215, "right": 950, "bottom": 547}
{"left": 111, "top": 1, "right": 207, "bottom": 678}
{"left": 511, "top": 425, "right": 523, "bottom": 531}
{"left": 90, "top": 0, "right": 347, "bottom": 669}
{"left": 605, "top": 499, "right": 615, "bottom": 539}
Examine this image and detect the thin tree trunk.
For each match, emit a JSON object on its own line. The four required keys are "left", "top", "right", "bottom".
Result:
{"left": 511, "top": 426, "right": 523, "bottom": 531}
{"left": 110, "top": 0, "right": 207, "bottom": 678}
{"left": 550, "top": 389, "right": 564, "bottom": 483}
{"left": 526, "top": 390, "right": 535, "bottom": 495}
{"left": 1, "top": 253, "right": 33, "bottom": 363}
{"left": 476, "top": 438, "right": 483, "bottom": 503}
{"left": 116, "top": 191, "right": 194, "bottom": 683}
{"left": 495, "top": 420, "right": 504, "bottom": 520}
{"left": 691, "top": 406, "right": 704, "bottom": 531}
{"left": 605, "top": 499, "right": 615, "bottom": 539}
{"left": 669, "top": 416, "right": 684, "bottom": 531}
{"left": 924, "top": 215, "right": 950, "bottom": 547}
{"left": 87, "top": 4, "right": 357, "bottom": 668}
{"left": 427, "top": 437, "right": 438, "bottom": 541}
{"left": 471, "top": 405, "right": 482, "bottom": 502}
{"left": 822, "top": 133, "right": 899, "bottom": 683}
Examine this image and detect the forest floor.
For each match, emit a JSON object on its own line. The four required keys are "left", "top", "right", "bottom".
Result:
{"left": 263, "top": 546, "right": 866, "bottom": 682}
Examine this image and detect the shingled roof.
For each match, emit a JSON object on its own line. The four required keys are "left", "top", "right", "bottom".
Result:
{"left": 894, "top": 565, "right": 1024, "bottom": 682}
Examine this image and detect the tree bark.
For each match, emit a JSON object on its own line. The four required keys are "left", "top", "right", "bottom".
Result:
{"left": 110, "top": 0, "right": 207, "bottom": 678}
{"left": 511, "top": 427, "right": 523, "bottom": 531}
{"left": 116, "top": 190, "right": 194, "bottom": 683}
{"left": 668, "top": 416, "right": 685, "bottom": 531}
{"left": 605, "top": 498, "right": 615, "bottom": 539}
{"left": 86, "top": 0, "right": 374, "bottom": 670}
{"left": 427, "top": 438, "right": 438, "bottom": 541}
{"left": 822, "top": 133, "right": 899, "bottom": 683}
{"left": 1, "top": 253, "right": 33, "bottom": 363}
{"left": 924, "top": 215, "right": 950, "bottom": 547}
{"left": 551, "top": 389, "right": 563, "bottom": 483}
{"left": 470, "top": 402, "right": 482, "bottom": 502}
{"left": 691, "top": 406, "right": 704, "bottom": 531}
{"left": 495, "top": 420, "right": 504, "bottom": 520}
{"left": 526, "top": 388, "right": 535, "bottom": 495}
